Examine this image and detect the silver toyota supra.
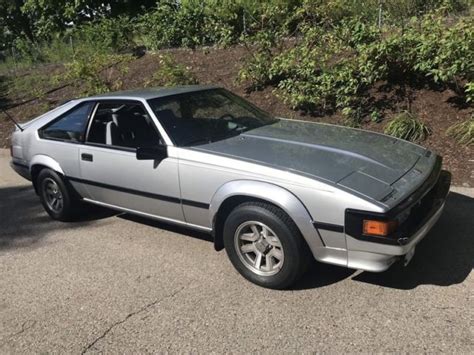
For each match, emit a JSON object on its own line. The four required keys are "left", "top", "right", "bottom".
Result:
{"left": 9, "top": 86, "right": 451, "bottom": 289}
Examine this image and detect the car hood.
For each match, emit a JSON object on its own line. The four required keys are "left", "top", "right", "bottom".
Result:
{"left": 193, "top": 120, "right": 431, "bottom": 201}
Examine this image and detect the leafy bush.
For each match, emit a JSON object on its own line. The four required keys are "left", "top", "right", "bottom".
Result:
{"left": 63, "top": 53, "right": 133, "bottom": 96}
{"left": 5, "top": 71, "right": 56, "bottom": 99}
{"left": 72, "top": 16, "right": 136, "bottom": 54}
{"left": 465, "top": 82, "right": 474, "bottom": 103}
{"left": 239, "top": 10, "right": 474, "bottom": 122}
{"left": 9, "top": 38, "right": 44, "bottom": 64}
{"left": 145, "top": 54, "right": 198, "bottom": 87}
{"left": 137, "top": 0, "right": 302, "bottom": 50}
{"left": 384, "top": 111, "right": 431, "bottom": 142}
{"left": 138, "top": 0, "right": 227, "bottom": 49}
{"left": 447, "top": 116, "right": 474, "bottom": 145}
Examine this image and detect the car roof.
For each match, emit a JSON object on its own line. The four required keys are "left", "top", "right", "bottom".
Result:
{"left": 87, "top": 85, "right": 220, "bottom": 101}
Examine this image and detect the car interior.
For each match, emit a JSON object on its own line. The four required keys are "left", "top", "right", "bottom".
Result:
{"left": 87, "top": 103, "right": 162, "bottom": 148}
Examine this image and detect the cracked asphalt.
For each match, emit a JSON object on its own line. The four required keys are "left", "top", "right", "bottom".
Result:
{"left": 0, "top": 149, "right": 473, "bottom": 353}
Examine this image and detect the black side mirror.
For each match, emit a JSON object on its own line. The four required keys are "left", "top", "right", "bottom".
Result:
{"left": 136, "top": 145, "right": 168, "bottom": 161}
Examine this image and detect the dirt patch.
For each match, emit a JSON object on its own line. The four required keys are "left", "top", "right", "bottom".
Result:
{"left": 0, "top": 46, "right": 472, "bottom": 185}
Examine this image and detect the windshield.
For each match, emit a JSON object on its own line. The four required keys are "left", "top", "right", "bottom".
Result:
{"left": 147, "top": 88, "right": 278, "bottom": 146}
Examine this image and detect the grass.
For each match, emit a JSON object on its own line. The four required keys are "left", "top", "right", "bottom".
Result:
{"left": 447, "top": 116, "right": 474, "bottom": 146}
{"left": 384, "top": 111, "right": 431, "bottom": 142}
{"left": 4, "top": 71, "right": 61, "bottom": 100}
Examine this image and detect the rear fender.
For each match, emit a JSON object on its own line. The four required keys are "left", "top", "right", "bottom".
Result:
{"left": 29, "top": 155, "right": 65, "bottom": 175}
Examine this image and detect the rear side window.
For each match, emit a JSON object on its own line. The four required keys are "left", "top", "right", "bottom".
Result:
{"left": 39, "top": 102, "right": 94, "bottom": 142}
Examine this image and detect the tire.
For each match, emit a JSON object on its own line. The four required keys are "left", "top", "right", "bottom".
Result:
{"left": 223, "top": 202, "right": 311, "bottom": 289}
{"left": 37, "top": 168, "right": 81, "bottom": 222}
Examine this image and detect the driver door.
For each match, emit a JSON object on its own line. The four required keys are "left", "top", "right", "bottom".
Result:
{"left": 78, "top": 100, "right": 184, "bottom": 222}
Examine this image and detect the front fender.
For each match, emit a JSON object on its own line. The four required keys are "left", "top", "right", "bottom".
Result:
{"left": 209, "top": 180, "right": 325, "bottom": 255}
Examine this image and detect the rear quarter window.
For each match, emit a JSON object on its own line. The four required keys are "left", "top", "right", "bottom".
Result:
{"left": 39, "top": 102, "right": 95, "bottom": 143}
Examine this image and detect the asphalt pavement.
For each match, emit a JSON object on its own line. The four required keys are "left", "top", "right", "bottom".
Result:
{"left": 0, "top": 149, "right": 472, "bottom": 353}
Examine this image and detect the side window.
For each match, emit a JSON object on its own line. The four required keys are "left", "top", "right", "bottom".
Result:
{"left": 86, "top": 101, "right": 162, "bottom": 149}
{"left": 39, "top": 102, "right": 94, "bottom": 142}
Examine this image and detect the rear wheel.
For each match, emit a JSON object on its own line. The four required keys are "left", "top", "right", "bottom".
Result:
{"left": 37, "top": 169, "right": 81, "bottom": 221}
{"left": 223, "top": 202, "right": 311, "bottom": 289}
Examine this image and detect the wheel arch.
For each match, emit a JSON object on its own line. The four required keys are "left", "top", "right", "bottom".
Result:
{"left": 29, "top": 155, "right": 65, "bottom": 193}
{"left": 210, "top": 180, "right": 324, "bottom": 255}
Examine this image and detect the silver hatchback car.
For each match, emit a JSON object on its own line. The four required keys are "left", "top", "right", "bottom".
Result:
{"left": 10, "top": 86, "right": 451, "bottom": 289}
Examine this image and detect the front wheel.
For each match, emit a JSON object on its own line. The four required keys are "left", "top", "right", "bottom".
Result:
{"left": 223, "top": 202, "right": 311, "bottom": 289}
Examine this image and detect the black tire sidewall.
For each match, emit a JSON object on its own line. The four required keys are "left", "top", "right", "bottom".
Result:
{"left": 223, "top": 203, "right": 307, "bottom": 289}
{"left": 37, "top": 169, "right": 74, "bottom": 221}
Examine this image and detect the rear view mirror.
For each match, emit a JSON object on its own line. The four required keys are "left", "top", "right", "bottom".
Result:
{"left": 136, "top": 145, "right": 168, "bottom": 161}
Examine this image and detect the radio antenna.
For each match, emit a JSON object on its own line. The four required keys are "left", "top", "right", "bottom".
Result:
{"left": 2, "top": 109, "right": 23, "bottom": 132}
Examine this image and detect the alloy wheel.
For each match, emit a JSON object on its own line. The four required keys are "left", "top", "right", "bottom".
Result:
{"left": 234, "top": 221, "right": 284, "bottom": 276}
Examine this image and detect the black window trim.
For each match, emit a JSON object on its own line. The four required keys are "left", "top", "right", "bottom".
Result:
{"left": 38, "top": 101, "right": 96, "bottom": 144}
{"left": 83, "top": 99, "right": 164, "bottom": 152}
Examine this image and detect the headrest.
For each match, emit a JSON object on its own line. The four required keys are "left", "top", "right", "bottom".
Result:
{"left": 111, "top": 113, "right": 120, "bottom": 125}
{"left": 112, "top": 112, "right": 134, "bottom": 130}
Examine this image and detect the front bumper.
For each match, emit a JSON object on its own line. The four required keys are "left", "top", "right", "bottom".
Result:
{"left": 346, "top": 201, "right": 445, "bottom": 271}
{"left": 344, "top": 169, "right": 451, "bottom": 272}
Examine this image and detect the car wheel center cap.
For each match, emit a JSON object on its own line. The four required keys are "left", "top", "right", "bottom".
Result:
{"left": 255, "top": 239, "right": 271, "bottom": 254}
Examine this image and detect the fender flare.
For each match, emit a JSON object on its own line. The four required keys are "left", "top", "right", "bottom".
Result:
{"left": 209, "top": 180, "right": 325, "bottom": 255}
{"left": 29, "top": 154, "right": 65, "bottom": 175}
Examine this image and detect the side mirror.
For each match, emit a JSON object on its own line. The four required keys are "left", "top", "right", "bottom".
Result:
{"left": 136, "top": 145, "right": 168, "bottom": 161}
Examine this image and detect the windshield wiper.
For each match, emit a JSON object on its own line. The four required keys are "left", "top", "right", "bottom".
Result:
{"left": 182, "top": 138, "right": 212, "bottom": 147}
{"left": 183, "top": 130, "right": 242, "bottom": 147}
{"left": 209, "top": 131, "right": 242, "bottom": 143}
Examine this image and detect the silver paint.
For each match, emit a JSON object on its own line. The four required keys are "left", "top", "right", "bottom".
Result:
{"left": 9, "top": 86, "right": 447, "bottom": 274}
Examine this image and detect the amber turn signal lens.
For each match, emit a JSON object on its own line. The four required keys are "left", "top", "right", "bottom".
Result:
{"left": 362, "top": 220, "right": 397, "bottom": 237}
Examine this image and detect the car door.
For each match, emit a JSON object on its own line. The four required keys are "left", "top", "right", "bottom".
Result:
{"left": 78, "top": 100, "right": 184, "bottom": 222}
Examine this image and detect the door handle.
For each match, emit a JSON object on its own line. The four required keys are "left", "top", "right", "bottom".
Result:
{"left": 81, "top": 153, "right": 93, "bottom": 162}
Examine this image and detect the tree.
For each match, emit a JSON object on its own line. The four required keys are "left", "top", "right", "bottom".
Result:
{"left": 0, "top": 0, "right": 35, "bottom": 47}
{"left": 0, "top": 0, "right": 157, "bottom": 47}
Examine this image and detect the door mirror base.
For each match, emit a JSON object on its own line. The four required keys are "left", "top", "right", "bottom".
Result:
{"left": 136, "top": 145, "right": 168, "bottom": 161}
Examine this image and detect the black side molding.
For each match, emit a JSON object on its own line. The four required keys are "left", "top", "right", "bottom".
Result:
{"left": 313, "top": 221, "right": 344, "bottom": 233}
{"left": 66, "top": 175, "right": 210, "bottom": 209}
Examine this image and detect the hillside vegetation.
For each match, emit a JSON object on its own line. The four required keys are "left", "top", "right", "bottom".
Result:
{"left": 0, "top": 0, "right": 473, "bottom": 183}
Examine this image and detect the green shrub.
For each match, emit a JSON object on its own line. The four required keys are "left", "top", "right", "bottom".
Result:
{"left": 447, "top": 116, "right": 474, "bottom": 145}
{"left": 137, "top": 0, "right": 302, "bottom": 50}
{"left": 465, "top": 82, "right": 474, "bottom": 103}
{"left": 239, "top": 10, "right": 473, "bottom": 119}
{"left": 138, "top": 0, "right": 218, "bottom": 49}
{"left": 72, "top": 16, "right": 136, "bottom": 53}
{"left": 384, "top": 111, "right": 431, "bottom": 142}
{"left": 63, "top": 53, "right": 133, "bottom": 96}
{"left": 145, "top": 55, "right": 198, "bottom": 87}
{"left": 299, "top": 0, "right": 470, "bottom": 26}
{"left": 5, "top": 72, "right": 56, "bottom": 99}
{"left": 10, "top": 38, "right": 44, "bottom": 64}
